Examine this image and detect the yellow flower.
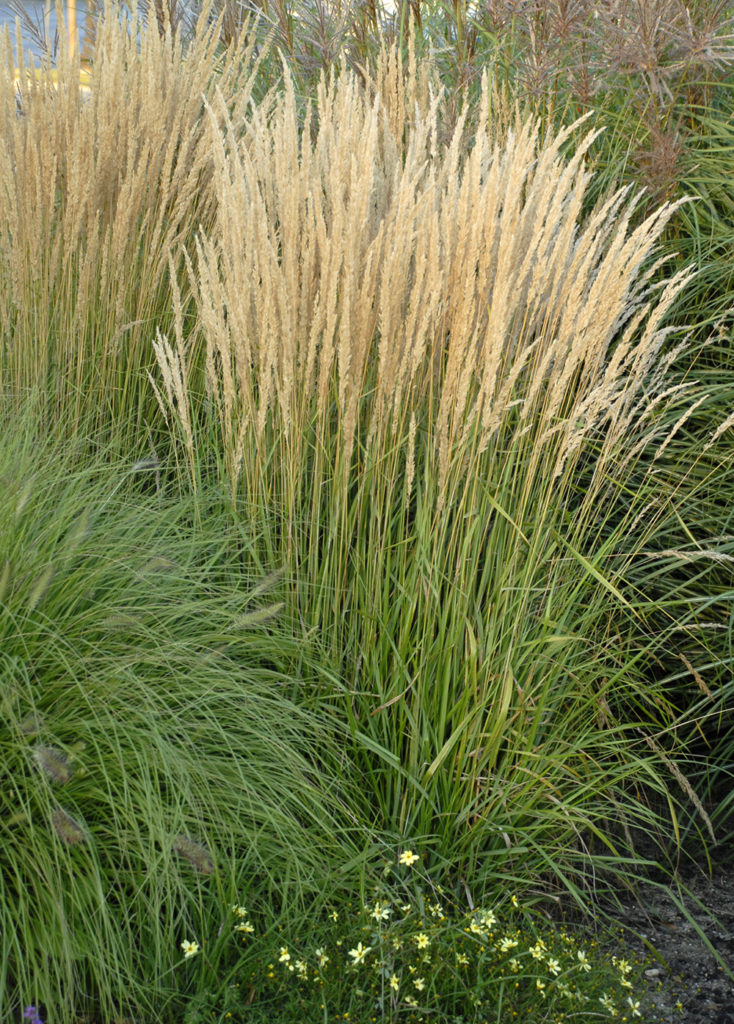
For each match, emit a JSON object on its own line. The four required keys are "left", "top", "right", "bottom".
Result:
{"left": 235, "top": 921, "right": 255, "bottom": 934}
{"left": 231, "top": 904, "right": 248, "bottom": 918}
{"left": 389, "top": 974, "right": 399, "bottom": 991}
{"left": 627, "top": 997, "right": 642, "bottom": 1018}
{"left": 478, "top": 909, "right": 496, "bottom": 929}
{"left": 315, "top": 947, "right": 330, "bottom": 968}
{"left": 546, "top": 957, "right": 561, "bottom": 975}
{"left": 371, "top": 901, "right": 392, "bottom": 921}
{"left": 413, "top": 977, "right": 425, "bottom": 991}
{"left": 348, "top": 942, "right": 371, "bottom": 965}
{"left": 536, "top": 979, "right": 546, "bottom": 997}
{"left": 510, "top": 895, "right": 519, "bottom": 908}
{"left": 414, "top": 932, "right": 430, "bottom": 949}
{"left": 404, "top": 996, "right": 418, "bottom": 1008}
{"left": 279, "top": 947, "right": 291, "bottom": 964}
{"left": 180, "top": 940, "right": 199, "bottom": 959}
{"left": 456, "top": 952, "right": 469, "bottom": 966}
{"left": 615, "top": 957, "right": 632, "bottom": 976}
{"left": 529, "top": 942, "right": 546, "bottom": 960}
{"left": 577, "top": 950, "right": 591, "bottom": 972}
{"left": 498, "top": 937, "right": 518, "bottom": 952}
{"left": 399, "top": 849, "right": 420, "bottom": 866}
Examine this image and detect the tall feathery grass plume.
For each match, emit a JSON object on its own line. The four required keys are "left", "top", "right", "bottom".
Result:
{"left": 151, "top": 51, "right": 734, "bottom": 898}
{"left": 0, "top": 0, "right": 268, "bottom": 445}
{"left": 156, "top": 60, "right": 693, "bottom": 516}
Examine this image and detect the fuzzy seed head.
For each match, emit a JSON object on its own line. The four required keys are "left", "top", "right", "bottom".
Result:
{"left": 172, "top": 834, "right": 214, "bottom": 874}
{"left": 51, "top": 807, "right": 86, "bottom": 844}
{"left": 34, "top": 745, "right": 72, "bottom": 784}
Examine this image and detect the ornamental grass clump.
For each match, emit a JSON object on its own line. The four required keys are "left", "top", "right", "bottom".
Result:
{"left": 0, "top": 1, "right": 267, "bottom": 446}
{"left": 0, "top": 401, "right": 362, "bottom": 1023}
{"left": 153, "top": 50, "right": 729, "bottom": 901}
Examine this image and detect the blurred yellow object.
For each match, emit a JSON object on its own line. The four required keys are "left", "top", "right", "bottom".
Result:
{"left": 12, "top": 64, "right": 92, "bottom": 98}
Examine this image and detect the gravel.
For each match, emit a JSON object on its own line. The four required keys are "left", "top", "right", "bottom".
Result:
{"left": 598, "top": 861, "right": 734, "bottom": 1024}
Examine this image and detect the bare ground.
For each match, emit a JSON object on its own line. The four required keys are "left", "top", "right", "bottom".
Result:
{"left": 599, "top": 860, "right": 734, "bottom": 1024}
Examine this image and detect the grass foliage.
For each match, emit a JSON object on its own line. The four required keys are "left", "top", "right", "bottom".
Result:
{"left": 0, "top": 401, "right": 363, "bottom": 1021}
{"left": 1, "top": 1, "right": 733, "bottom": 1020}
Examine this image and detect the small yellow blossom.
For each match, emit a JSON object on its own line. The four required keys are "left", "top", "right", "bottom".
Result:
{"left": 413, "top": 977, "right": 425, "bottom": 991}
{"left": 478, "top": 909, "right": 497, "bottom": 928}
{"left": 404, "top": 996, "right": 418, "bottom": 1008}
{"left": 389, "top": 974, "right": 399, "bottom": 991}
{"left": 329, "top": 910, "right": 339, "bottom": 922}
{"left": 279, "top": 947, "right": 291, "bottom": 964}
{"left": 498, "top": 937, "right": 518, "bottom": 952}
{"left": 231, "top": 905, "right": 248, "bottom": 918}
{"left": 536, "top": 979, "right": 546, "bottom": 997}
{"left": 614, "top": 957, "right": 632, "bottom": 976}
{"left": 599, "top": 993, "right": 616, "bottom": 1013}
{"left": 180, "top": 940, "right": 199, "bottom": 959}
{"left": 529, "top": 942, "right": 546, "bottom": 960}
{"left": 348, "top": 942, "right": 371, "bottom": 965}
{"left": 295, "top": 959, "right": 308, "bottom": 979}
{"left": 546, "top": 957, "right": 561, "bottom": 975}
{"left": 235, "top": 921, "right": 255, "bottom": 934}
{"left": 510, "top": 895, "right": 519, "bottom": 908}
{"left": 315, "top": 947, "right": 329, "bottom": 968}
{"left": 399, "top": 849, "right": 420, "bottom": 867}
{"left": 577, "top": 949, "right": 591, "bottom": 972}
{"left": 371, "top": 901, "right": 392, "bottom": 922}
{"left": 627, "top": 997, "right": 642, "bottom": 1018}
{"left": 414, "top": 932, "right": 430, "bottom": 949}
{"left": 456, "top": 952, "right": 469, "bottom": 966}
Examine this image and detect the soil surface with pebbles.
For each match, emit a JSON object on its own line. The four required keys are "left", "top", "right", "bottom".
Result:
{"left": 599, "top": 859, "right": 734, "bottom": 1024}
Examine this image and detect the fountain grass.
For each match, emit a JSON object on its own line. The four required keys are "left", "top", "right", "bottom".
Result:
{"left": 0, "top": 397, "right": 369, "bottom": 1022}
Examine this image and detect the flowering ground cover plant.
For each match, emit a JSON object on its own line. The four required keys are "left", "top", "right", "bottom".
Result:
{"left": 176, "top": 849, "right": 654, "bottom": 1023}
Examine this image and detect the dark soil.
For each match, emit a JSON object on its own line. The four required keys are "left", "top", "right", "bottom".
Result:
{"left": 600, "top": 861, "right": 734, "bottom": 1024}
